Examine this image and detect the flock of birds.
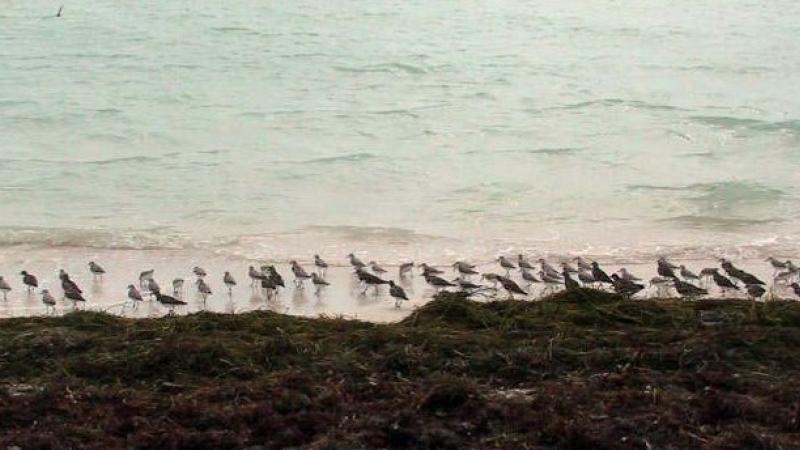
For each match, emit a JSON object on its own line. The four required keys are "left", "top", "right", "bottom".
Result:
{"left": 0, "top": 254, "right": 799, "bottom": 316}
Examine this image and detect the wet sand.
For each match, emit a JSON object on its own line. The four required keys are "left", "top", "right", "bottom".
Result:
{"left": 0, "top": 245, "right": 793, "bottom": 321}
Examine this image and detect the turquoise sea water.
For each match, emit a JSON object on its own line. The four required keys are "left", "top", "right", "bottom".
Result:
{"left": 1, "top": 0, "right": 799, "bottom": 262}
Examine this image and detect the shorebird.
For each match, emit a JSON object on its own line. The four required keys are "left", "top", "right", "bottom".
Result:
{"left": 417, "top": 264, "right": 441, "bottom": 278}
{"left": 20, "top": 271, "right": 38, "bottom": 293}
{"left": 41, "top": 289, "right": 56, "bottom": 314}
{"left": 672, "top": 278, "right": 707, "bottom": 298}
{"left": 498, "top": 276, "right": 527, "bottom": 299}
{"left": 0, "top": 276, "right": 11, "bottom": 300}
{"left": 617, "top": 268, "right": 641, "bottom": 282}
{"left": 88, "top": 261, "right": 106, "bottom": 281}
{"left": 563, "top": 270, "right": 580, "bottom": 292}
{"left": 518, "top": 255, "right": 535, "bottom": 270}
{"left": 573, "top": 257, "right": 593, "bottom": 272}
{"left": 369, "top": 261, "right": 388, "bottom": 276}
{"left": 314, "top": 254, "right": 329, "bottom": 276}
{"left": 591, "top": 262, "right": 613, "bottom": 287}
{"left": 721, "top": 260, "right": 764, "bottom": 286}
{"left": 172, "top": 278, "right": 184, "bottom": 297}
{"left": 64, "top": 288, "right": 85, "bottom": 308}
{"left": 456, "top": 278, "right": 482, "bottom": 291}
{"left": 746, "top": 284, "right": 766, "bottom": 301}
{"left": 452, "top": 261, "right": 479, "bottom": 277}
{"left": 657, "top": 259, "right": 677, "bottom": 278}
{"left": 139, "top": 269, "right": 154, "bottom": 288}
{"left": 249, "top": 266, "right": 266, "bottom": 287}
{"left": 147, "top": 278, "right": 161, "bottom": 296}
{"left": 60, "top": 272, "right": 82, "bottom": 298}
{"left": 498, "top": 256, "right": 516, "bottom": 275}
{"left": 388, "top": 280, "right": 409, "bottom": 308}
{"left": 711, "top": 269, "right": 739, "bottom": 296}
{"left": 423, "top": 272, "right": 456, "bottom": 291}
{"left": 127, "top": 285, "right": 144, "bottom": 308}
{"left": 678, "top": 265, "right": 699, "bottom": 281}
{"left": 197, "top": 278, "right": 212, "bottom": 303}
{"left": 356, "top": 267, "right": 389, "bottom": 294}
{"left": 154, "top": 291, "right": 186, "bottom": 315}
{"left": 561, "top": 262, "right": 578, "bottom": 273}
{"left": 291, "top": 260, "right": 312, "bottom": 287}
{"left": 481, "top": 273, "right": 502, "bottom": 288}
{"left": 193, "top": 266, "right": 207, "bottom": 278}
{"left": 766, "top": 257, "right": 788, "bottom": 275}
{"left": 399, "top": 262, "right": 414, "bottom": 278}
{"left": 791, "top": 283, "right": 800, "bottom": 299}
{"left": 610, "top": 274, "right": 644, "bottom": 298}
{"left": 540, "top": 271, "right": 562, "bottom": 295}
{"left": 348, "top": 253, "right": 366, "bottom": 270}
{"left": 266, "top": 266, "right": 285, "bottom": 289}
{"left": 223, "top": 271, "right": 236, "bottom": 294}
{"left": 520, "top": 268, "right": 540, "bottom": 285}
{"left": 539, "top": 259, "right": 560, "bottom": 278}
{"left": 311, "top": 272, "right": 329, "bottom": 295}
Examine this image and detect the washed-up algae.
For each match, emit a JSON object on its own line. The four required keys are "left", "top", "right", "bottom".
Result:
{"left": 1, "top": 289, "right": 799, "bottom": 449}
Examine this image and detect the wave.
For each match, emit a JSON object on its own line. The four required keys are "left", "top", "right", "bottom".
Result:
{"left": 658, "top": 215, "right": 781, "bottom": 230}
{"left": 0, "top": 226, "right": 188, "bottom": 250}
{"left": 299, "top": 152, "right": 377, "bottom": 165}
{"left": 0, "top": 155, "right": 163, "bottom": 166}
{"left": 534, "top": 98, "right": 689, "bottom": 113}
{"left": 691, "top": 115, "right": 800, "bottom": 135}
{"left": 333, "top": 62, "right": 427, "bottom": 75}
{"left": 628, "top": 181, "right": 786, "bottom": 202}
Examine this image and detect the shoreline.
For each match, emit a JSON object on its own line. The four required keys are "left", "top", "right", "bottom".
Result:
{"left": 1, "top": 290, "right": 798, "bottom": 448}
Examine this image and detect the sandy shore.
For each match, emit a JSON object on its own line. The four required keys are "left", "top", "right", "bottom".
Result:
{"left": 0, "top": 245, "right": 793, "bottom": 321}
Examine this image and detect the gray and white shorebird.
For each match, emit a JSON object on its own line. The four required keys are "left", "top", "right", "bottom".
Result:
{"left": 578, "top": 270, "right": 595, "bottom": 286}
{"left": 127, "top": 285, "right": 144, "bottom": 308}
{"left": 746, "top": 284, "right": 767, "bottom": 301}
{"left": 539, "top": 259, "right": 560, "bottom": 279}
{"left": 154, "top": 291, "right": 186, "bottom": 315}
{"left": 766, "top": 257, "right": 788, "bottom": 275}
{"left": 399, "top": 262, "right": 414, "bottom": 278}
{"left": 41, "top": 289, "right": 56, "bottom": 314}
{"left": 453, "top": 261, "right": 480, "bottom": 277}
{"left": 388, "top": 280, "right": 409, "bottom": 308}
{"left": 0, "top": 276, "right": 11, "bottom": 300}
{"left": 369, "top": 261, "right": 388, "bottom": 276}
{"left": 672, "top": 278, "right": 707, "bottom": 298}
{"left": 498, "top": 276, "right": 527, "bottom": 299}
{"left": 60, "top": 272, "right": 83, "bottom": 298}
{"left": 223, "top": 271, "right": 237, "bottom": 294}
{"left": 197, "top": 278, "right": 212, "bottom": 303}
{"left": 518, "top": 255, "right": 535, "bottom": 270}
{"left": 610, "top": 274, "right": 644, "bottom": 298}
{"left": 423, "top": 272, "right": 456, "bottom": 291}
{"left": 291, "top": 260, "right": 312, "bottom": 287}
{"left": 193, "top": 266, "right": 207, "bottom": 279}
{"left": 147, "top": 278, "right": 161, "bottom": 296}
{"left": 520, "top": 268, "right": 540, "bottom": 285}
{"left": 563, "top": 270, "right": 580, "bottom": 292}
{"left": 498, "top": 256, "right": 516, "bottom": 274}
{"left": 657, "top": 257, "right": 680, "bottom": 270}
{"left": 420, "top": 263, "right": 444, "bottom": 276}
{"left": 679, "top": 265, "right": 700, "bottom": 281}
{"left": 248, "top": 266, "right": 265, "bottom": 287}
{"left": 774, "top": 269, "right": 799, "bottom": 285}
{"left": 139, "top": 269, "right": 155, "bottom": 288}
{"left": 20, "top": 271, "right": 38, "bottom": 293}
{"left": 456, "top": 278, "right": 483, "bottom": 290}
{"left": 348, "top": 253, "right": 366, "bottom": 270}
{"left": 172, "top": 278, "right": 185, "bottom": 297}
{"left": 314, "top": 255, "right": 329, "bottom": 276}
{"left": 311, "top": 272, "right": 329, "bottom": 294}
{"left": 617, "top": 268, "right": 641, "bottom": 282}
{"left": 88, "top": 261, "right": 106, "bottom": 281}
{"left": 64, "top": 287, "right": 86, "bottom": 308}
{"left": 791, "top": 282, "right": 800, "bottom": 299}
{"left": 561, "top": 262, "right": 578, "bottom": 273}
{"left": 356, "top": 267, "right": 390, "bottom": 294}
{"left": 540, "top": 271, "right": 562, "bottom": 295}
{"left": 481, "top": 273, "right": 502, "bottom": 288}
{"left": 657, "top": 259, "right": 677, "bottom": 278}
{"left": 590, "top": 262, "right": 613, "bottom": 286}
{"left": 573, "top": 257, "right": 593, "bottom": 272}
{"left": 711, "top": 269, "right": 739, "bottom": 296}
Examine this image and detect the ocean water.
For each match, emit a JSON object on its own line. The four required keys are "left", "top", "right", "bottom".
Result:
{"left": 1, "top": 1, "right": 799, "bottom": 293}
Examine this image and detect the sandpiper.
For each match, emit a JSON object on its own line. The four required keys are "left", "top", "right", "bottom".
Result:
{"left": 539, "top": 259, "right": 560, "bottom": 278}
{"left": 657, "top": 259, "right": 676, "bottom": 278}
{"left": 456, "top": 278, "right": 482, "bottom": 290}
{"left": 154, "top": 291, "right": 186, "bottom": 315}
{"left": 127, "top": 285, "right": 144, "bottom": 308}
{"left": 197, "top": 278, "right": 212, "bottom": 303}
{"left": 193, "top": 266, "right": 207, "bottom": 278}
{"left": 481, "top": 273, "right": 502, "bottom": 288}
{"left": 314, "top": 255, "right": 329, "bottom": 276}
{"left": 518, "top": 255, "right": 535, "bottom": 270}
{"left": 423, "top": 272, "right": 456, "bottom": 291}
{"left": 60, "top": 272, "right": 83, "bottom": 298}
{"left": 311, "top": 272, "right": 330, "bottom": 295}
{"left": 41, "top": 289, "right": 56, "bottom": 314}
{"left": 563, "top": 269, "right": 580, "bottom": 292}
{"left": 356, "top": 267, "right": 389, "bottom": 294}
{"left": 139, "top": 269, "right": 154, "bottom": 287}
{"left": 590, "top": 262, "right": 613, "bottom": 286}
{"left": 420, "top": 263, "right": 444, "bottom": 276}
{"left": 399, "top": 262, "right": 414, "bottom": 277}
{"left": 721, "top": 259, "right": 764, "bottom": 286}
{"left": 223, "top": 271, "right": 237, "bottom": 294}
{"left": 291, "top": 260, "right": 312, "bottom": 287}
{"left": 266, "top": 266, "right": 285, "bottom": 289}
{"left": 520, "top": 268, "right": 540, "bottom": 285}
{"left": 88, "top": 261, "right": 106, "bottom": 281}
{"left": 658, "top": 257, "right": 680, "bottom": 270}
{"left": 540, "top": 271, "right": 562, "bottom": 295}
{"left": 369, "top": 261, "right": 388, "bottom": 276}
{"left": 64, "top": 288, "right": 85, "bottom": 308}
{"left": 766, "top": 257, "right": 788, "bottom": 275}
{"left": 147, "top": 278, "right": 161, "bottom": 296}
{"left": 348, "top": 253, "right": 366, "bottom": 269}
{"left": 617, "top": 268, "right": 641, "bottom": 282}
{"left": 679, "top": 265, "right": 700, "bottom": 280}
{"left": 20, "top": 271, "right": 38, "bottom": 293}
{"left": 452, "top": 261, "right": 479, "bottom": 277}
{"left": 672, "top": 278, "right": 707, "bottom": 298}
{"left": 0, "top": 276, "right": 11, "bottom": 301}
{"left": 791, "top": 283, "right": 800, "bottom": 298}
{"left": 498, "top": 256, "right": 516, "bottom": 275}
{"left": 746, "top": 284, "right": 766, "bottom": 301}
{"left": 578, "top": 270, "right": 595, "bottom": 286}
{"left": 573, "top": 257, "right": 593, "bottom": 272}
{"left": 388, "top": 280, "right": 409, "bottom": 308}
{"left": 498, "top": 276, "right": 527, "bottom": 299}
{"left": 711, "top": 269, "right": 739, "bottom": 296}
{"left": 610, "top": 274, "right": 644, "bottom": 298}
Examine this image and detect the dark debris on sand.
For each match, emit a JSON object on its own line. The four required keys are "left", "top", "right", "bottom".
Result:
{"left": 1, "top": 289, "right": 800, "bottom": 449}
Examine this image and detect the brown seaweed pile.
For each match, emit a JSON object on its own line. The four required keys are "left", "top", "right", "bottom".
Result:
{"left": 1, "top": 289, "right": 799, "bottom": 449}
